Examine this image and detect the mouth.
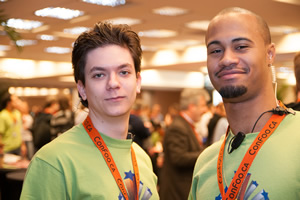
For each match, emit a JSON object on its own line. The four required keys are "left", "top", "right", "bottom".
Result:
{"left": 215, "top": 68, "right": 248, "bottom": 79}
{"left": 105, "top": 96, "right": 125, "bottom": 102}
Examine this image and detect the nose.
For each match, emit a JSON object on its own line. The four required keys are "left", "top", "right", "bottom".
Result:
{"left": 107, "top": 72, "right": 120, "bottom": 90}
{"left": 219, "top": 49, "right": 239, "bottom": 67}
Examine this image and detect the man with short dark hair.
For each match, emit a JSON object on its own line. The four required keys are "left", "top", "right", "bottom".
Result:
{"left": 189, "top": 7, "right": 300, "bottom": 200}
{"left": 21, "top": 22, "right": 159, "bottom": 199}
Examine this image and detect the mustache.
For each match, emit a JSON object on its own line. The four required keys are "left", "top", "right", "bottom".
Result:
{"left": 215, "top": 66, "right": 249, "bottom": 77}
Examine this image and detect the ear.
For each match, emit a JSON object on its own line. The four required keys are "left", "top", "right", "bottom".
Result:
{"left": 136, "top": 72, "right": 142, "bottom": 94}
{"left": 267, "top": 43, "right": 276, "bottom": 67}
{"left": 77, "top": 80, "right": 87, "bottom": 100}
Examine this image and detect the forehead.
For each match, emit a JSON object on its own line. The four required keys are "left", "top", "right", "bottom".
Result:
{"left": 85, "top": 45, "right": 134, "bottom": 69}
{"left": 206, "top": 13, "right": 264, "bottom": 45}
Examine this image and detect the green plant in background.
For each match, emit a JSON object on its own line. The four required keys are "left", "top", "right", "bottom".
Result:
{"left": 0, "top": 9, "right": 22, "bottom": 52}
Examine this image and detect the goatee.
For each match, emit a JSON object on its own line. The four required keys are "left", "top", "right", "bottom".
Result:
{"left": 219, "top": 85, "right": 247, "bottom": 98}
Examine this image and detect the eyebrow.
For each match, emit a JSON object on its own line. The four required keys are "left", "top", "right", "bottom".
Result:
{"left": 207, "top": 37, "right": 254, "bottom": 48}
{"left": 88, "top": 63, "right": 132, "bottom": 74}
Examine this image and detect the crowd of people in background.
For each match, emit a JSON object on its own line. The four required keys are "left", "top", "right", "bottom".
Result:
{"left": 0, "top": 84, "right": 231, "bottom": 192}
{"left": 0, "top": 91, "right": 76, "bottom": 160}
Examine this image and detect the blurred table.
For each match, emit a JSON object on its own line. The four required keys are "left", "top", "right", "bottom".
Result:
{"left": 0, "top": 154, "right": 30, "bottom": 200}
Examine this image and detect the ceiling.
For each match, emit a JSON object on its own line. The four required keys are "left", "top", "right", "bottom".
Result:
{"left": 0, "top": 0, "right": 300, "bottom": 89}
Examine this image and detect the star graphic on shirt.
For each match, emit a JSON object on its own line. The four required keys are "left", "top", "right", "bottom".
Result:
{"left": 124, "top": 170, "right": 135, "bottom": 181}
{"left": 216, "top": 194, "right": 222, "bottom": 200}
{"left": 118, "top": 193, "right": 124, "bottom": 200}
{"left": 253, "top": 180, "right": 258, "bottom": 187}
{"left": 146, "top": 187, "right": 152, "bottom": 195}
{"left": 261, "top": 190, "right": 269, "bottom": 200}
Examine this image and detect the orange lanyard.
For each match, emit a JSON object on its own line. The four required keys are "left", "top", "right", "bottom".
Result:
{"left": 83, "top": 116, "right": 139, "bottom": 200}
{"left": 217, "top": 113, "right": 285, "bottom": 200}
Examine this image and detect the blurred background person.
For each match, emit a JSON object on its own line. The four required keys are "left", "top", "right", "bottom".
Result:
{"left": 50, "top": 95, "right": 74, "bottom": 140}
{"left": 0, "top": 92, "right": 26, "bottom": 156}
{"left": 150, "top": 103, "right": 164, "bottom": 127}
{"left": 19, "top": 100, "right": 34, "bottom": 159}
{"left": 287, "top": 51, "right": 300, "bottom": 111}
{"left": 128, "top": 99, "right": 151, "bottom": 152}
{"left": 206, "top": 102, "right": 228, "bottom": 146}
{"left": 195, "top": 103, "right": 214, "bottom": 144}
{"left": 31, "top": 98, "right": 59, "bottom": 153}
{"left": 159, "top": 88, "right": 209, "bottom": 200}
{"left": 164, "top": 102, "right": 180, "bottom": 128}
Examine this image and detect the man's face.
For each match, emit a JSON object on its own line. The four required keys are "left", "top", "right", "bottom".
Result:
{"left": 206, "top": 13, "right": 274, "bottom": 103}
{"left": 77, "top": 45, "right": 141, "bottom": 118}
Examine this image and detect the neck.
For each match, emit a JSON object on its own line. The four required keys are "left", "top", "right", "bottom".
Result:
{"left": 224, "top": 97, "right": 277, "bottom": 135}
{"left": 88, "top": 110, "right": 130, "bottom": 140}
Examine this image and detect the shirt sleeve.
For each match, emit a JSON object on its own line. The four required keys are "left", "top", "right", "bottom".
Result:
{"left": 20, "top": 157, "right": 67, "bottom": 200}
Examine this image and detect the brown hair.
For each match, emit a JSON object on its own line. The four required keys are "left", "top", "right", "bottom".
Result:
{"left": 72, "top": 21, "right": 142, "bottom": 107}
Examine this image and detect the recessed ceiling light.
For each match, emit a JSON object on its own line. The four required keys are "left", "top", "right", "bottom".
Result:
{"left": 0, "top": 45, "right": 11, "bottom": 51}
{"left": 6, "top": 18, "right": 43, "bottom": 30}
{"left": 153, "top": 6, "right": 188, "bottom": 16}
{"left": 139, "top": 29, "right": 177, "bottom": 38}
{"left": 273, "top": 0, "right": 300, "bottom": 5}
{"left": 63, "top": 27, "right": 91, "bottom": 35}
{"left": 105, "top": 17, "right": 141, "bottom": 26}
{"left": 82, "top": 0, "right": 126, "bottom": 7}
{"left": 45, "top": 47, "right": 71, "bottom": 54}
{"left": 269, "top": 26, "right": 299, "bottom": 35}
{"left": 35, "top": 7, "right": 84, "bottom": 20}
{"left": 185, "top": 20, "right": 210, "bottom": 30}
{"left": 16, "top": 40, "right": 38, "bottom": 46}
{"left": 37, "top": 34, "right": 58, "bottom": 41}
{"left": 141, "top": 45, "right": 159, "bottom": 52}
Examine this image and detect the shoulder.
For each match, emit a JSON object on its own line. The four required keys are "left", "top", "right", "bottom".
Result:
{"left": 194, "top": 140, "right": 223, "bottom": 171}
{"left": 167, "top": 116, "right": 189, "bottom": 130}
{"left": 34, "top": 124, "right": 88, "bottom": 161}
{"left": 132, "top": 142, "right": 152, "bottom": 165}
{"left": 281, "top": 111, "right": 300, "bottom": 128}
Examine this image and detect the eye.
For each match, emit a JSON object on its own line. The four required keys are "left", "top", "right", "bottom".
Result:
{"left": 210, "top": 49, "right": 222, "bottom": 54}
{"left": 120, "top": 70, "right": 129, "bottom": 75}
{"left": 236, "top": 44, "right": 249, "bottom": 50}
{"left": 93, "top": 73, "right": 105, "bottom": 78}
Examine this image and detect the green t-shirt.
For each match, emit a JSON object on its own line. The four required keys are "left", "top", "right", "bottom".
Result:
{"left": 0, "top": 109, "right": 22, "bottom": 152}
{"left": 189, "top": 111, "right": 300, "bottom": 200}
{"left": 21, "top": 123, "right": 159, "bottom": 200}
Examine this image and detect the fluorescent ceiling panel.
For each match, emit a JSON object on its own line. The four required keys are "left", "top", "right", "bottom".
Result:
{"left": 37, "top": 34, "right": 58, "bottom": 41}
{"left": 0, "top": 45, "right": 11, "bottom": 51}
{"left": 153, "top": 7, "right": 188, "bottom": 16}
{"left": 105, "top": 17, "right": 141, "bottom": 26}
{"left": 6, "top": 18, "right": 43, "bottom": 30}
{"left": 139, "top": 29, "right": 177, "bottom": 38}
{"left": 45, "top": 47, "right": 71, "bottom": 54}
{"left": 269, "top": 26, "right": 299, "bottom": 35}
{"left": 273, "top": 0, "right": 300, "bottom": 5}
{"left": 185, "top": 20, "right": 210, "bottom": 30}
{"left": 35, "top": 7, "right": 84, "bottom": 20}
{"left": 16, "top": 40, "right": 38, "bottom": 46}
{"left": 82, "top": 0, "right": 126, "bottom": 7}
{"left": 63, "top": 27, "right": 91, "bottom": 35}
